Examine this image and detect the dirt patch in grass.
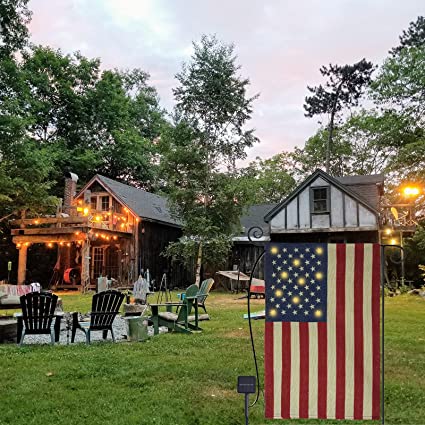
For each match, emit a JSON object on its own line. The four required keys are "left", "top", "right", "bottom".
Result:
{"left": 222, "top": 328, "right": 250, "bottom": 339}
{"left": 202, "top": 386, "right": 238, "bottom": 400}
{"left": 208, "top": 294, "right": 264, "bottom": 307}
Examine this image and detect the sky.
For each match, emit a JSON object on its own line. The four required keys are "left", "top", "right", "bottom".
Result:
{"left": 28, "top": 0, "right": 424, "bottom": 163}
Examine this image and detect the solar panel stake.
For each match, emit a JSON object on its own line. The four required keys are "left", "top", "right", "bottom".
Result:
{"left": 237, "top": 376, "right": 256, "bottom": 425}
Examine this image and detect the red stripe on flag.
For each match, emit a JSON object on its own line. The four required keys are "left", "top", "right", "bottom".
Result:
{"left": 372, "top": 244, "right": 381, "bottom": 420}
{"left": 281, "top": 322, "right": 291, "bottom": 418}
{"left": 335, "top": 244, "right": 346, "bottom": 419}
{"left": 317, "top": 322, "right": 327, "bottom": 418}
{"left": 265, "top": 321, "right": 274, "bottom": 418}
{"left": 299, "top": 322, "right": 309, "bottom": 418}
{"left": 354, "top": 244, "right": 365, "bottom": 419}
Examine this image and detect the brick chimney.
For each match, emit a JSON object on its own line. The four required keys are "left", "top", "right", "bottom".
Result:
{"left": 63, "top": 172, "right": 78, "bottom": 215}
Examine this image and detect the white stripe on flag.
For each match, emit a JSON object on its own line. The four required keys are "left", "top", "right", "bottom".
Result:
{"left": 363, "top": 244, "right": 373, "bottom": 418}
{"left": 290, "top": 322, "right": 300, "bottom": 418}
{"left": 345, "top": 244, "right": 355, "bottom": 418}
{"left": 308, "top": 322, "right": 318, "bottom": 418}
{"left": 327, "top": 244, "right": 337, "bottom": 419}
{"left": 273, "top": 323, "right": 282, "bottom": 418}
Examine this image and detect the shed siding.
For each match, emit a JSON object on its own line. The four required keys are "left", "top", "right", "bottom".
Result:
{"left": 312, "top": 214, "right": 330, "bottom": 228}
{"left": 299, "top": 188, "right": 310, "bottom": 228}
{"left": 359, "top": 205, "right": 377, "bottom": 226}
{"left": 344, "top": 195, "right": 358, "bottom": 226}
{"left": 310, "top": 177, "right": 328, "bottom": 187}
{"left": 286, "top": 199, "right": 298, "bottom": 228}
{"left": 271, "top": 207, "right": 286, "bottom": 229}
{"left": 331, "top": 186, "right": 344, "bottom": 227}
{"left": 269, "top": 176, "right": 379, "bottom": 234}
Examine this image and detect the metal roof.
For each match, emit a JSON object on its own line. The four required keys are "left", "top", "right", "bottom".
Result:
{"left": 239, "top": 204, "right": 277, "bottom": 238}
{"left": 335, "top": 174, "right": 384, "bottom": 185}
{"left": 335, "top": 174, "right": 384, "bottom": 210}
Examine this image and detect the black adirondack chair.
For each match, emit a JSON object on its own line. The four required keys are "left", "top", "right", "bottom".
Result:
{"left": 71, "top": 290, "right": 124, "bottom": 344}
{"left": 18, "top": 292, "right": 61, "bottom": 346}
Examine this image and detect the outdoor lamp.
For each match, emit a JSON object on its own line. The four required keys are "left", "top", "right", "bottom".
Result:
{"left": 402, "top": 186, "right": 421, "bottom": 197}
{"left": 237, "top": 376, "right": 256, "bottom": 425}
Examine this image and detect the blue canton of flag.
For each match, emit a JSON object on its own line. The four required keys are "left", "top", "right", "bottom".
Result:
{"left": 265, "top": 243, "right": 327, "bottom": 322}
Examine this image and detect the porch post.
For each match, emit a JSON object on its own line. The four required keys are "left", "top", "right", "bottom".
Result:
{"left": 81, "top": 239, "right": 91, "bottom": 292}
{"left": 17, "top": 244, "right": 28, "bottom": 285}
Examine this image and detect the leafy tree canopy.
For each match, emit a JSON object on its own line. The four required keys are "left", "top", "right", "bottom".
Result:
{"left": 304, "top": 59, "right": 374, "bottom": 173}
{"left": 0, "top": 45, "right": 166, "bottom": 215}
{"left": 0, "top": 0, "right": 31, "bottom": 57}
{"left": 390, "top": 15, "right": 425, "bottom": 56}
{"left": 238, "top": 153, "right": 296, "bottom": 204}
{"left": 160, "top": 35, "right": 258, "bottom": 274}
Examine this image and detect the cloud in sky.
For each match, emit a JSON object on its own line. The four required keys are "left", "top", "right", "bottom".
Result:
{"left": 28, "top": 0, "right": 424, "bottom": 162}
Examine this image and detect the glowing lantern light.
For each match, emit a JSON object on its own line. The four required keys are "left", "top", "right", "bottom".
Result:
{"left": 403, "top": 186, "right": 420, "bottom": 197}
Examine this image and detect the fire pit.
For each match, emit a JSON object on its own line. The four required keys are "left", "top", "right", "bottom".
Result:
{"left": 0, "top": 317, "right": 18, "bottom": 343}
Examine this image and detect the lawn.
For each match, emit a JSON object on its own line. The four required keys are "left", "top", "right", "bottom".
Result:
{"left": 0, "top": 293, "right": 424, "bottom": 425}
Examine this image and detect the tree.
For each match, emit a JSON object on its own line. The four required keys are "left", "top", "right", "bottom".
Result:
{"left": 291, "top": 127, "right": 353, "bottom": 178}
{"left": 0, "top": 141, "right": 58, "bottom": 223}
{"left": 304, "top": 59, "right": 374, "bottom": 174}
{"left": 238, "top": 153, "right": 296, "bottom": 204}
{"left": 0, "top": 0, "right": 32, "bottom": 57}
{"left": 0, "top": 45, "right": 166, "bottom": 200}
{"left": 160, "top": 35, "right": 258, "bottom": 284}
{"left": 390, "top": 16, "right": 425, "bottom": 56}
{"left": 372, "top": 46, "right": 425, "bottom": 121}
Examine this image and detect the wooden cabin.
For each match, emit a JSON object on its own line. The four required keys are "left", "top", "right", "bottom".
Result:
{"left": 232, "top": 169, "right": 384, "bottom": 278}
{"left": 11, "top": 173, "right": 191, "bottom": 289}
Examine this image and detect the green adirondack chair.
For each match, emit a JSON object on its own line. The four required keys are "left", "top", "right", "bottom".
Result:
{"left": 197, "top": 278, "right": 214, "bottom": 313}
{"left": 152, "top": 284, "right": 201, "bottom": 334}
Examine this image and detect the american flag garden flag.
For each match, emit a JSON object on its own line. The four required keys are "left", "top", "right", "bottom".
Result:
{"left": 264, "top": 243, "right": 381, "bottom": 420}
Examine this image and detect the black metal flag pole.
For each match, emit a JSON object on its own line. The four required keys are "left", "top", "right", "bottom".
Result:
{"left": 243, "top": 230, "right": 403, "bottom": 424}
{"left": 380, "top": 244, "right": 404, "bottom": 425}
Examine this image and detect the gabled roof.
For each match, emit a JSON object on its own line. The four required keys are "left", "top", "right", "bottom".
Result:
{"left": 76, "top": 175, "right": 181, "bottom": 227}
{"left": 239, "top": 203, "right": 277, "bottom": 238}
{"left": 264, "top": 169, "right": 380, "bottom": 223}
{"left": 335, "top": 174, "right": 384, "bottom": 210}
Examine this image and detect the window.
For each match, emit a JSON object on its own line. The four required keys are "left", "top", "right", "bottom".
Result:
{"left": 312, "top": 187, "right": 329, "bottom": 213}
{"left": 101, "top": 196, "right": 109, "bottom": 211}
{"left": 91, "top": 197, "right": 97, "bottom": 211}
{"left": 112, "top": 198, "right": 122, "bottom": 214}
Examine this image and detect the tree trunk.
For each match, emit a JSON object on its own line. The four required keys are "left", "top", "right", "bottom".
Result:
{"left": 194, "top": 242, "right": 203, "bottom": 287}
{"left": 326, "top": 110, "right": 335, "bottom": 174}
{"left": 326, "top": 81, "right": 343, "bottom": 175}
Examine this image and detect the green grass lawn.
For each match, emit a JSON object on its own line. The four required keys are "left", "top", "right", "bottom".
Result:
{"left": 0, "top": 293, "right": 424, "bottom": 425}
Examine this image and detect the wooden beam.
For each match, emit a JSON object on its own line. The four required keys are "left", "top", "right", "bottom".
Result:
{"left": 12, "top": 235, "right": 80, "bottom": 244}
{"left": 11, "top": 216, "right": 88, "bottom": 226}
{"left": 270, "top": 226, "right": 378, "bottom": 234}
{"left": 11, "top": 227, "right": 89, "bottom": 236}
